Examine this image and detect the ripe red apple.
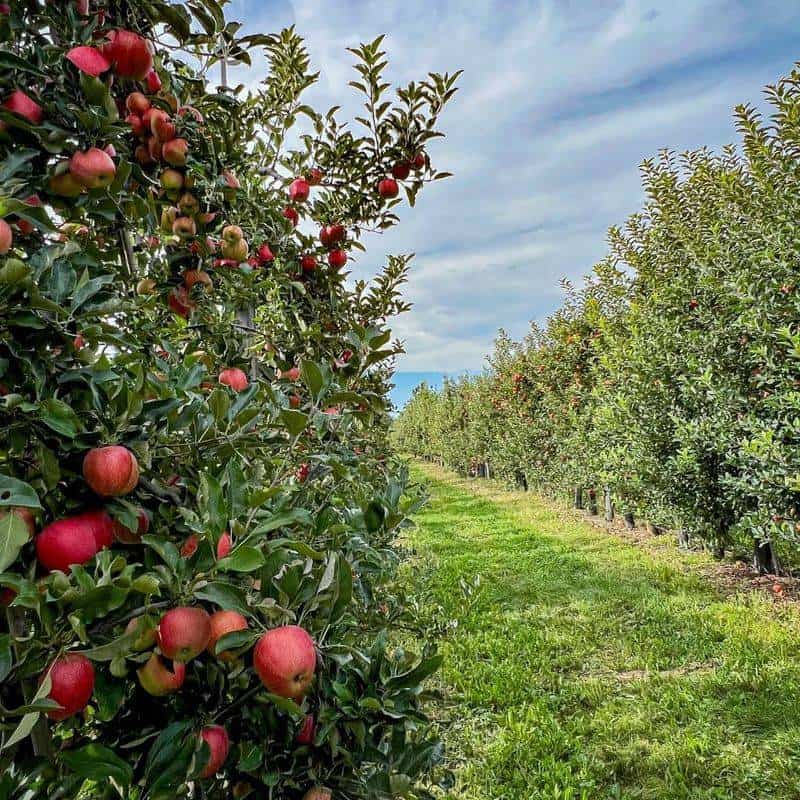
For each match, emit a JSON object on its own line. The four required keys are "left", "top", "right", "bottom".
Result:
{"left": 0, "top": 507, "right": 36, "bottom": 538}
{"left": 103, "top": 29, "right": 153, "bottom": 80}
{"left": 328, "top": 249, "right": 347, "bottom": 270}
{"left": 168, "top": 285, "right": 194, "bottom": 318}
{"left": 44, "top": 654, "right": 95, "bottom": 720}
{"left": 150, "top": 109, "right": 176, "bottom": 142}
{"left": 296, "top": 463, "right": 310, "bottom": 483}
{"left": 199, "top": 725, "right": 230, "bottom": 779}
{"left": 219, "top": 368, "right": 249, "bottom": 392}
{"left": 35, "top": 511, "right": 110, "bottom": 572}
{"left": 300, "top": 254, "right": 317, "bottom": 273}
{"left": 289, "top": 177, "right": 310, "bottom": 203}
{"left": 161, "top": 137, "right": 188, "bottom": 166}
{"left": 126, "top": 91, "right": 151, "bottom": 116}
{"left": 280, "top": 366, "right": 300, "bottom": 382}
{"left": 83, "top": 445, "right": 139, "bottom": 497}
{"left": 306, "top": 168, "right": 324, "bottom": 186}
{"left": 112, "top": 508, "right": 150, "bottom": 544}
{"left": 15, "top": 219, "right": 34, "bottom": 236}
{"left": 146, "top": 69, "right": 162, "bottom": 93}
{"left": 0, "top": 219, "right": 12, "bottom": 254}
{"left": 253, "top": 626, "right": 316, "bottom": 700}
{"left": 2, "top": 90, "right": 44, "bottom": 125}
{"left": 282, "top": 206, "right": 299, "bottom": 226}
{"left": 319, "top": 224, "right": 345, "bottom": 248}
{"left": 206, "top": 609, "right": 248, "bottom": 660}
{"left": 65, "top": 46, "right": 110, "bottom": 77}
{"left": 216, "top": 531, "right": 232, "bottom": 559}
{"left": 289, "top": 394, "right": 301, "bottom": 409}
{"left": 69, "top": 147, "right": 116, "bottom": 189}
{"left": 296, "top": 713, "right": 315, "bottom": 745}
{"left": 157, "top": 606, "right": 211, "bottom": 662}
{"left": 180, "top": 534, "right": 199, "bottom": 558}
{"left": 148, "top": 135, "right": 164, "bottom": 161}
{"left": 0, "top": 588, "right": 16, "bottom": 606}
{"left": 172, "top": 216, "right": 196, "bottom": 239}
{"left": 412, "top": 151, "right": 426, "bottom": 170}
{"left": 257, "top": 243, "right": 274, "bottom": 263}
{"left": 137, "top": 653, "right": 186, "bottom": 695}
{"left": 303, "top": 787, "right": 331, "bottom": 800}
{"left": 378, "top": 178, "right": 399, "bottom": 199}
{"left": 160, "top": 168, "right": 184, "bottom": 192}
{"left": 183, "top": 269, "right": 212, "bottom": 290}
{"left": 391, "top": 161, "right": 411, "bottom": 180}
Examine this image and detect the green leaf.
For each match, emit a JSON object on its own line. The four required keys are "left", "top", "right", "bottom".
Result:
{"left": 142, "top": 536, "right": 180, "bottom": 573}
{"left": 0, "top": 51, "right": 48, "bottom": 78}
{"left": 39, "top": 398, "right": 82, "bottom": 437}
{"left": 0, "top": 474, "right": 41, "bottom": 509}
{"left": 300, "top": 359, "right": 324, "bottom": 399}
{"left": 77, "top": 626, "right": 140, "bottom": 661}
{"left": 214, "top": 629, "right": 255, "bottom": 655}
{"left": 193, "top": 581, "right": 249, "bottom": 615}
{"left": 217, "top": 546, "right": 264, "bottom": 573}
{"left": 62, "top": 743, "right": 133, "bottom": 789}
{"left": 0, "top": 634, "right": 12, "bottom": 682}
{"left": 0, "top": 514, "right": 30, "bottom": 573}
{"left": 279, "top": 409, "right": 308, "bottom": 436}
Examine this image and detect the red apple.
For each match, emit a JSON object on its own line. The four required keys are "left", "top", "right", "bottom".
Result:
{"left": 160, "top": 168, "right": 184, "bottom": 192}
{"left": 15, "top": 219, "right": 34, "bottom": 236}
{"left": 126, "top": 91, "right": 151, "bottom": 116}
{"left": 391, "top": 161, "right": 411, "bottom": 180}
{"left": 289, "top": 394, "right": 301, "bottom": 409}
{"left": 319, "top": 224, "right": 345, "bottom": 248}
{"left": 2, "top": 90, "right": 44, "bottom": 125}
{"left": 137, "top": 653, "right": 185, "bottom": 695}
{"left": 157, "top": 606, "right": 211, "bottom": 662}
{"left": 412, "top": 152, "right": 426, "bottom": 170}
{"left": 282, "top": 207, "right": 299, "bottom": 226}
{"left": 289, "top": 178, "right": 310, "bottom": 203}
{"left": 180, "top": 534, "right": 199, "bottom": 558}
{"left": 0, "top": 588, "right": 16, "bottom": 606}
{"left": 300, "top": 254, "right": 317, "bottom": 273}
{"left": 172, "top": 216, "right": 196, "bottom": 239}
{"left": 0, "top": 219, "right": 12, "bottom": 254}
{"left": 83, "top": 445, "right": 139, "bottom": 497}
{"left": 150, "top": 109, "right": 176, "bottom": 142}
{"left": 302, "top": 788, "right": 331, "bottom": 800}
{"left": 257, "top": 243, "right": 274, "bottom": 263}
{"left": 328, "top": 249, "right": 347, "bottom": 270}
{"left": 35, "top": 511, "right": 111, "bottom": 572}
{"left": 199, "top": 725, "right": 230, "bottom": 779}
{"left": 169, "top": 285, "right": 195, "bottom": 318}
{"left": 69, "top": 148, "right": 116, "bottom": 190}
{"left": 216, "top": 531, "right": 232, "bottom": 559}
{"left": 296, "top": 463, "right": 310, "bottom": 483}
{"left": 219, "top": 367, "right": 249, "bottom": 392}
{"left": 280, "top": 366, "right": 300, "bottom": 382}
{"left": 103, "top": 29, "right": 153, "bottom": 80}
{"left": 378, "top": 178, "right": 399, "bottom": 199}
{"left": 296, "top": 714, "right": 315, "bottom": 745}
{"left": 65, "top": 46, "right": 110, "bottom": 77}
{"left": 112, "top": 508, "right": 150, "bottom": 544}
{"left": 183, "top": 269, "right": 212, "bottom": 289}
{"left": 253, "top": 626, "right": 316, "bottom": 700}
{"left": 162, "top": 138, "right": 188, "bottom": 166}
{"left": 306, "top": 168, "right": 324, "bottom": 186}
{"left": 44, "top": 654, "right": 95, "bottom": 720}
{"left": 206, "top": 609, "right": 248, "bottom": 660}
{"left": 146, "top": 69, "right": 162, "bottom": 93}
{"left": 49, "top": 168, "right": 84, "bottom": 198}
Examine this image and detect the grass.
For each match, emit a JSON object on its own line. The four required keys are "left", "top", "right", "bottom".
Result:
{"left": 405, "top": 461, "right": 800, "bottom": 800}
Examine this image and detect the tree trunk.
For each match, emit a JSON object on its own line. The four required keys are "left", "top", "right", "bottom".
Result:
{"left": 587, "top": 488, "right": 598, "bottom": 515}
{"left": 677, "top": 528, "right": 690, "bottom": 549}
{"left": 574, "top": 487, "right": 583, "bottom": 510}
{"left": 623, "top": 511, "right": 635, "bottom": 529}
{"left": 753, "top": 539, "right": 780, "bottom": 575}
{"left": 603, "top": 486, "right": 614, "bottom": 522}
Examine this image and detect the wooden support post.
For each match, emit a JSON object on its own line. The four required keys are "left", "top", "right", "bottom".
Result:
{"left": 574, "top": 486, "right": 583, "bottom": 509}
{"left": 604, "top": 486, "right": 614, "bottom": 522}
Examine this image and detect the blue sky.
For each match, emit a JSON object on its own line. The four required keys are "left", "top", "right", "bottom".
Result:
{"left": 228, "top": 0, "right": 800, "bottom": 391}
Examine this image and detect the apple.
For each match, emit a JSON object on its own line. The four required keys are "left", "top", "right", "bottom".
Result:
{"left": 65, "top": 45, "right": 111, "bottom": 77}
{"left": 146, "top": 69, "right": 162, "bottom": 93}
{"left": 289, "top": 394, "right": 301, "bottom": 409}
{"left": 296, "top": 463, "right": 310, "bottom": 483}
{"left": 300, "top": 254, "right": 317, "bottom": 273}
{"left": 328, "top": 250, "right": 347, "bottom": 270}
{"left": 15, "top": 219, "right": 34, "bottom": 236}
{"left": 183, "top": 269, "right": 212, "bottom": 290}
{"left": 206, "top": 609, "right": 248, "bottom": 660}
{"left": 412, "top": 151, "right": 426, "bottom": 170}
{"left": 199, "top": 725, "right": 230, "bottom": 779}
{"left": 83, "top": 445, "right": 139, "bottom": 497}
{"left": 160, "top": 168, "right": 184, "bottom": 192}
{"left": 253, "top": 626, "right": 316, "bottom": 700}
{"left": 112, "top": 508, "right": 150, "bottom": 544}
{"left": 216, "top": 531, "right": 232, "bottom": 559}
{"left": 219, "top": 367, "right": 249, "bottom": 392}
{"left": 221, "top": 238, "right": 248, "bottom": 262}
{"left": 44, "top": 654, "right": 95, "bottom": 720}
{"left": 137, "top": 653, "right": 186, "bottom": 695}
{"left": 35, "top": 511, "right": 112, "bottom": 572}
{"left": 2, "top": 90, "right": 44, "bottom": 125}
{"left": 306, "top": 168, "right": 324, "bottom": 185}
{"left": 378, "top": 178, "right": 399, "bottom": 199}
{"left": 125, "top": 615, "right": 157, "bottom": 650}
{"left": 256, "top": 243, "right": 274, "bottom": 263}
{"left": 391, "top": 161, "right": 411, "bottom": 180}
{"left": 180, "top": 534, "right": 199, "bottom": 558}
{"left": 178, "top": 193, "right": 199, "bottom": 216}
{"left": 69, "top": 147, "right": 116, "bottom": 189}
{"left": 126, "top": 91, "right": 151, "bottom": 116}
{"left": 0, "top": 219, "right": 12, "bottom": 254}
{"left": 134, "top": 144, "right": 153, "bottom": 166}
{"left": 0, "top": 507, "right": 36, "bottom": 538}
{"left": 319, "top": 224, "right": 345, "bottom": 248}
{"left": 49, "top": 168, "right": 84, "bottom": 198}
{"left": 150, "top": 109, "right": 176, "bottom": 142}
{"left": 289, "top": 177, "right": 310, "bottom": 203}
{"left": 172, "top": 216, "right": 196, "bottom": 239}
{"left": 282, "top": 207, "right": 299, "bottom": 226}
{"left": 222, "top": 225, "right": 243, "bottom": 243}
{"left": 103, "top": 29, "right": 153, "bottom": 80}
{"left": 302, "top": 788, "right": 331, "bottom": 800}
{"left": 0, "top": 588, "right": 16, "bottom": 606}
{"left": 157, "top": 606, "right": 211, "bottom": 662}
{"left": 280, "top": 366, "right": 300, "bottom": 382}
{"left": 296, "top": 713, "right": 315, "bottom": 745}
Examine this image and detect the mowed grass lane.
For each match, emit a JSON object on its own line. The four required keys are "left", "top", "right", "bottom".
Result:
{"left": 406, "top": 461, "right": 800, "bottom": 800}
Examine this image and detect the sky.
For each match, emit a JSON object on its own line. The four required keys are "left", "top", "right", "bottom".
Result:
{"left": 226, "top": 0, "right": 800, "bottom": 402}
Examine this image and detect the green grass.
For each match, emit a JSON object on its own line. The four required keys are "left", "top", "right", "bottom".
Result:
{"left": 406, "top": 461, "right": 800, "bottom": 800}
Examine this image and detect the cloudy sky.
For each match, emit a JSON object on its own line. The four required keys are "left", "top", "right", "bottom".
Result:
{"left": 228, "top": 0, "right": 800, "bottom": 374}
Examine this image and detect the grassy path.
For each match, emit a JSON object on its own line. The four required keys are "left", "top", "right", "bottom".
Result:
{"left": 406, "top": 462, "right": 800, "bottom": 800}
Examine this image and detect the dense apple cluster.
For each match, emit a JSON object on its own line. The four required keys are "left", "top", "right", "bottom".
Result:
{"left": 0, "top": 2, "right": 458, "bottom": 798}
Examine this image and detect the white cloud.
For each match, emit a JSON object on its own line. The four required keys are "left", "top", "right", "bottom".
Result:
{"left": 228, "top": 0, "right": 800, "bottom": 370}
